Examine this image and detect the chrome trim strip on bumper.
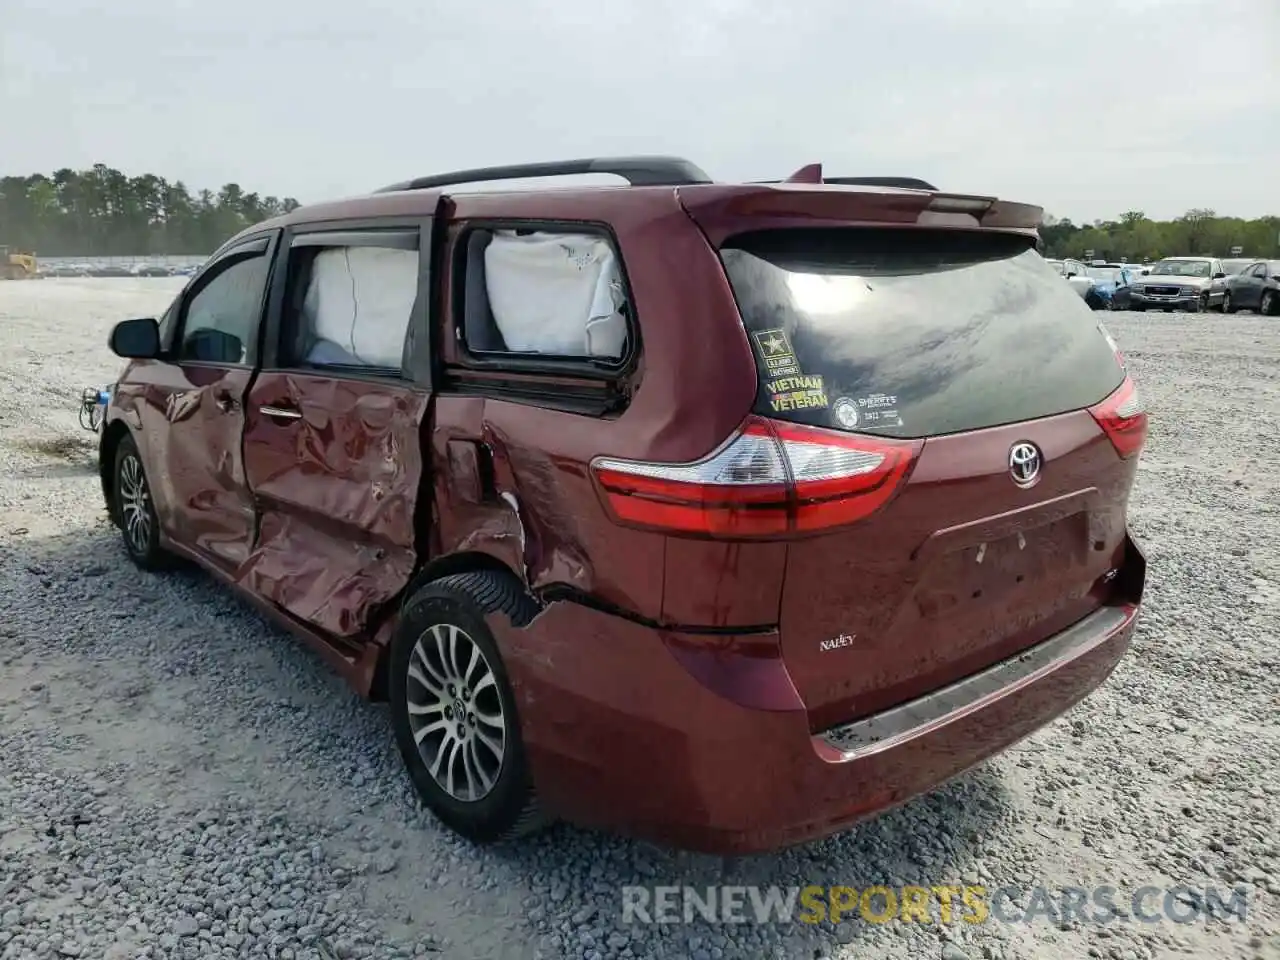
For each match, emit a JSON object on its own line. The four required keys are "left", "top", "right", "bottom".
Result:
{"left": 817, "top": 605, "right": 1132, "bottom": 761}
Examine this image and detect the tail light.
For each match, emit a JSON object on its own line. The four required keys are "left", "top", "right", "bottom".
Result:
{"left": 1089, "top": 377, "right": 1147, "bottom": 459}
{"left": 590, "top": 416, "right": 922, "bottom": 538}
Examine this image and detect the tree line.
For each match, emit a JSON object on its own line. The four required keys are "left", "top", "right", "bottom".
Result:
{"left": 2, "top": 164, "right": 1277, "bottom": 262}
{"left": 1040, "top": 209, "right": 1279, "bottom": 262}
{"left": 0, "top": 164, "right": 301, "bottom": 257}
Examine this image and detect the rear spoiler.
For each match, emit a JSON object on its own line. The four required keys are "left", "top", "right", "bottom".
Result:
{"left": 681, "top": 163, "right": 1043, "bottom": 243}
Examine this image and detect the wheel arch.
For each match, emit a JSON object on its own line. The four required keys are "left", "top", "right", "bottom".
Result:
{"left": 368, "top": 552, "right": 542, "bottom": 701}
{"left": 99, "top": 419, "right": 132, "bottom": 525}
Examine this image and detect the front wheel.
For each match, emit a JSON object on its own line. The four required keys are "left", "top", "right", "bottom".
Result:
{"left": 1262, "top": 290, "right": 1276, "bottom": 316}
{"left": 1195, "top": 293, "right": 1209, "bottom": 313}
{"left": 1221, "top": 292, "right": 1235, "bottom": 314}
{"left": 113, "top": 435, "right": 172, "bottom": 570}
{"left": 388, "top": 573, "right": 546, "bottom": 844}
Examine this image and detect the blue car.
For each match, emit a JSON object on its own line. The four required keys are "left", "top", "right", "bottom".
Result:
{"left": 1083, "top": 263, "right": 1137, "bottom": 310}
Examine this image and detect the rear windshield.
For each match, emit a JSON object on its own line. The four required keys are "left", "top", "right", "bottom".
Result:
{"left": 719, "top": 229, "right": 1125, "bottom": 439}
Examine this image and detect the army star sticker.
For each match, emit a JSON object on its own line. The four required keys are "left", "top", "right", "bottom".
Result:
{"left": 762, "top": 334, "right": 786, "bottom": 354}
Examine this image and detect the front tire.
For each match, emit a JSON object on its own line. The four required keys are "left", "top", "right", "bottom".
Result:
{"left": 1222, "top": 292, "right": 1235, "bottom": 314}
{"left": 1262, "top": 290, "right": 1276, "bottom": 316}
{"left": 388, "top": 573, "right": 545, "bottom": 843}
{"left": 113, "top": 435, "right": 171, "bottom": 570}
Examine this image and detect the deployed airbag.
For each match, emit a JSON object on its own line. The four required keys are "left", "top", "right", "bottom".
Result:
{"left": 303, "top": 247, "right": 418, "bottom": 368}
{"left": 482, "top": 231, "right": 626, "bottom": 358}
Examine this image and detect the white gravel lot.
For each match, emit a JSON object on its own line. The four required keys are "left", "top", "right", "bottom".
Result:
{"left": 1, "top": 278, "right": 1278, "bottom": 960}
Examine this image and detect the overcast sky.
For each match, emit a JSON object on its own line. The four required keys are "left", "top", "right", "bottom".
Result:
{"left": 3, "top": 0, "right": 1276, "bottom": 223}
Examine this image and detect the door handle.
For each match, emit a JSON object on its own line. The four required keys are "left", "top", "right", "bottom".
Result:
{"left": 259, "top": 404, "right": 302, "bottom": 421}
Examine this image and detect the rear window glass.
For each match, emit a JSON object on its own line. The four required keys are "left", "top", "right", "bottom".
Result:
{"left": 719, "top": 229, "right": 1125, "bottom": 439}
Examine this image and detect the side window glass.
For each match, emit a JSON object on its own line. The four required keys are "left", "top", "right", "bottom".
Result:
{"left": 284, "top": 244, "right": 419, "bottom": 371}
{"left": 458, "top": 228, "right": 630, "bottom": 361}
{"left": 157, "top": 296, "right": 180, "bottom": 344}
{"left": 1252, "top": 264, "right": 1268, "bottom": 278}
{"left": 177, "top": 254, "right": 269, "bottom": 364}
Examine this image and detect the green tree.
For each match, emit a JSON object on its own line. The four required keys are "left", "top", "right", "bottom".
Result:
{"left": 1040, "top": 207, "right": 1279, "bottom": 261}
{"left": 0, "top": 164, "right": 302, "bottom": 256}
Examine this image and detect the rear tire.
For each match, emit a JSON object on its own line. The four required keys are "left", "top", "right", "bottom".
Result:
{"left": 112, "top": 435, "right": 173, "bottom": 571}
{"left": 388, "top": 572, "right": 546, "bottom": 844}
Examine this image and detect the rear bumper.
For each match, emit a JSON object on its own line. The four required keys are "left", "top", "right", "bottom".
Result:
{"left": 494, "top": 539, "right": 1145, "bottom": 855}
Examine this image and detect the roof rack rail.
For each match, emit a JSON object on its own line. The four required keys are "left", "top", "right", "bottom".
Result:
{"left": 374, "top": 155, "right": 713, "bottom": 193}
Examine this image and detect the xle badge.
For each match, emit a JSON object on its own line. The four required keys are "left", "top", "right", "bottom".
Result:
{"left": 819, "top": 633, "right": 855, "bottom": 653}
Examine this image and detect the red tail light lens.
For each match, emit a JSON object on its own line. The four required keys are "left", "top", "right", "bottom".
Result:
{"left": 1089, "top": 377, "right": 1147, "bottom": 459}
{"left": 590, "top": 416, "right": 921, "bottom": 538}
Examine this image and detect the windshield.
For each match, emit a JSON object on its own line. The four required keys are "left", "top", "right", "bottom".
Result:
{"left": 720, "top": 228, "right": 1124, "bottom": 440}
{"left": 1151, "top": 259, "right": 1211, "bottom": 278}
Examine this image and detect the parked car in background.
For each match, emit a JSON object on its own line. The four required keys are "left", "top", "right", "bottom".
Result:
{"left": 93, "top": 155, "right": 1149, "bottom": 854}
{"left": 1127, "top": 257, "right": 1227, "bottom": 312}
{"left": 1222, "top": 260, "right": 1280, "bottom": 315}
{"left": 1045, "top": 257, "right": 1097, "bottom": 300}
{"left": 1084, "top": 263, "right": 1136, "bottom": 310}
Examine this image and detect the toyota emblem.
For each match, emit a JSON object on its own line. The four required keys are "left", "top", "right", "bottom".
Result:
{"left": 1008, "top": 442, "right": 1042, "bottom": 487}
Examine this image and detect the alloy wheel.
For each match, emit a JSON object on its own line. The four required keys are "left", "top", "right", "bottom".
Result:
{"left": 405, "top": 623, "right": 506, "bottom": 802}
{"left": 119, "top": 454, "right": 153, "bottom": 555}
{"left": 1263, "top": 291, "right": 1274, "bottom": 316}
{"left": 1222, "top": 292, "right": 1232, "bottom": 314}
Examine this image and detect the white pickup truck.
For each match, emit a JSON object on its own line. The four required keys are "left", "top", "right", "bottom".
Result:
{"left": 1044, "top": 258, "right": 1097, "bottom": 299}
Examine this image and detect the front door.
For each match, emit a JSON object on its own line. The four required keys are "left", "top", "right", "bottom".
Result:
{"left": 1235, "top": 262, "right": 1267, "bottom": 309}
{"left": 141, "top": 235, "right": 277, "bottom": 572}
{"left": 239, "top": 224, "right": 432, "bottom": 642}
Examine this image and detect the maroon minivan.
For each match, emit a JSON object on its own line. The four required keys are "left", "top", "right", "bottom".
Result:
{"left": 99, "top": 157, "right": 1147, "bottom": 854}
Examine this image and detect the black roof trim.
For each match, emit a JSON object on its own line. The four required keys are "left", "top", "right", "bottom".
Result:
{"left": 375, "top": 156, "right": 713, "bottom": 193}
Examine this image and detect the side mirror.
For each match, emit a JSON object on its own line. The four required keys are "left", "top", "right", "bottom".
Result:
{"left": 1213, "top": 272, "right": 1226, "bottom": 279}
{"left": 109, "top": 317, "right": 162, "bottom": 359}
{"left": 1065, "top": 271, "right": 1077, "bottom": 279}
{"left": 1140, "top": 269, "right": 1150, "bottom": 275}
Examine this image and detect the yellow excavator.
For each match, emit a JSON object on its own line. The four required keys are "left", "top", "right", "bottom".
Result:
{"left": 0, "top": 246, "right": 38, "bottom": 279}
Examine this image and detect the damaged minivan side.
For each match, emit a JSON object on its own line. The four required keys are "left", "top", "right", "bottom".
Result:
{"left": 99, "top": 157, "right": 1148, "bottom": 854}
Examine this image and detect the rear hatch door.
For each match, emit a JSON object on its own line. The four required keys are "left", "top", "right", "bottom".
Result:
{"left": 713, "top": 225, "right": 1140, "bottom": 731}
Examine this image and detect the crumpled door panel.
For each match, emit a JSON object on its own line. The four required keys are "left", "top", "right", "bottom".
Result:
{"left": 239, "top": 372, "right": 429, "bottom": 640}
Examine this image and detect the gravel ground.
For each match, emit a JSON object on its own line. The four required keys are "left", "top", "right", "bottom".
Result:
{"left": 1, "top": 278, "right": 1278, "bottom": 960}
